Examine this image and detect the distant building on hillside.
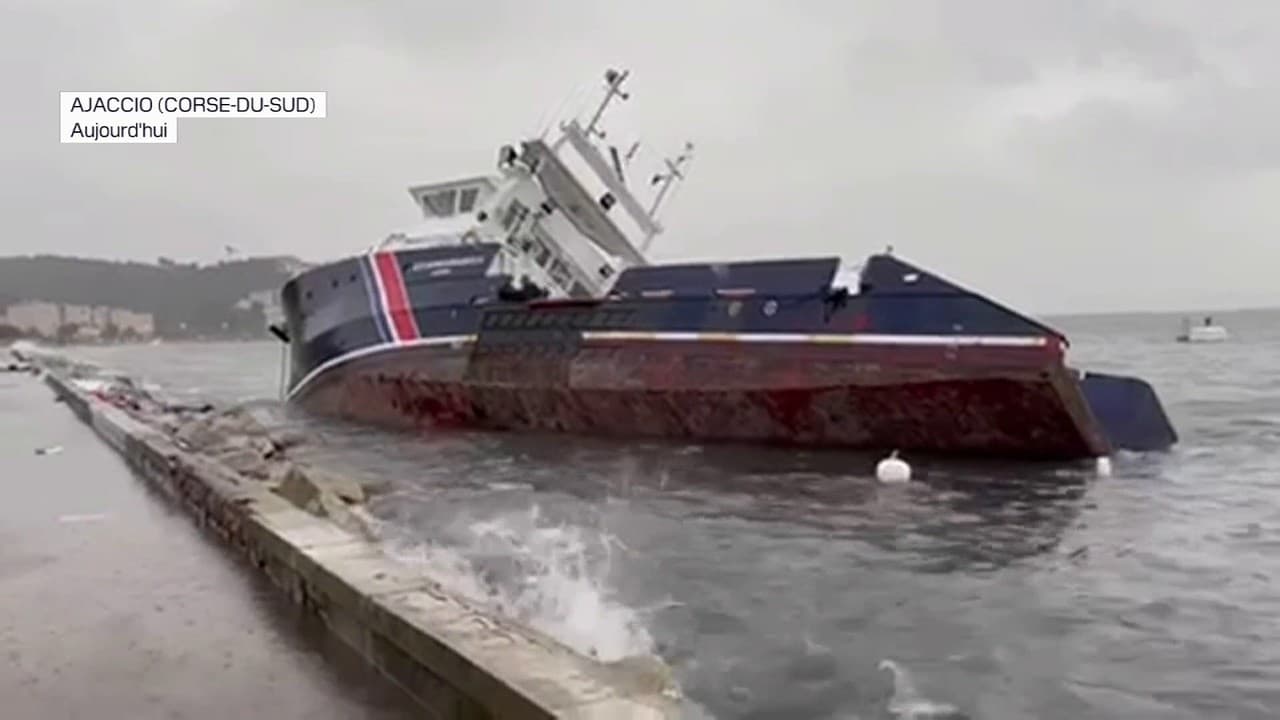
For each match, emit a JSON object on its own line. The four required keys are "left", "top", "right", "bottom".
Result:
{"left": 2, "top": 300, "right": 60, "bottom": 336}
{"left": 60, "top": 303, "right": 93, "bottom": 327}
{"left": 90, "top": 306, "right": 156, "bottom": 338}
{"left": 0, "top": 300, "right": 155, "bottom": 341}
{"left": 236, "top": 288, "right": 283, "bottom": 326}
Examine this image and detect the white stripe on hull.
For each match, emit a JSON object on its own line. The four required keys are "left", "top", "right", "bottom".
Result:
{"left": 581, "top": 331, "right": 1051, "bottom": 348}
{"left": 287, "top": 334, "right": 475, "bottom": 400}
{"left": 286, "top": 330, "right": 1055, "bottom": 401}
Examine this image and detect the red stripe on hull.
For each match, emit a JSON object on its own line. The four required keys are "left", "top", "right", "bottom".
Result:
{"left": 292, "top": 339, "right": 1109, "bottom": 460}
{"left": 372, "top": 252, "right": 420, "bottom": 341}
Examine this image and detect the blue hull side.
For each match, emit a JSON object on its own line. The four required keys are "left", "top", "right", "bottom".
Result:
{"left": 1079, "top": 372, "right": 1179, "bottom": 452}
{"left": 277, "top": 247, "right": 1178, "bottom": 458}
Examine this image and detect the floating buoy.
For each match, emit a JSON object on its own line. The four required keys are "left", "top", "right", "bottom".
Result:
{"left": 876, "top": 450, "right": 911, "bottom": 483}
{"left": 1095, "top": 456, "right": 1112, "bottom": 478}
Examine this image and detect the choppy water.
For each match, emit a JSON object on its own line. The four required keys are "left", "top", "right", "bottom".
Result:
{"left": 60, "top": 308, "right": 1280, "bottom": 719}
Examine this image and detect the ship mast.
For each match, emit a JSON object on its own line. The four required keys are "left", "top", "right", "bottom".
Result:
{"left": 643, "top": 142, "right": 694, "bottom": 252}
{"left": 583, "top": 69, "right": 630, "bottom": 140}
{"left": 545, "top": 68, "right": 696, "bottom": 260}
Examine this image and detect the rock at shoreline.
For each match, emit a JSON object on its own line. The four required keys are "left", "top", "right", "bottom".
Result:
{"left": 273, "top": 464, "right": 378, "bottom": 540}
{"left": 171, "top": 407, "right": 287, "bottom": 480}
{"left": 174, "top": 406, "right": 272, "bottom": 451}
{"left": 277, "top": 464, "right": 365, "bottom": 505}
{"left": 95, "top": 387, "right": 384, "bottom": 539}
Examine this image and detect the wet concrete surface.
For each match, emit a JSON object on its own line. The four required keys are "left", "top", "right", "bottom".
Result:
{"left": 0, "top": 375, "right": 420, "bottom": 719}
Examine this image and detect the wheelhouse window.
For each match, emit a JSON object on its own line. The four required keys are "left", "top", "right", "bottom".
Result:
{"left": 422, "top": 189, "right": 458, "bottom": 216}
{"left": 459, "top": 188, "right": 480, "bottom": 213}
{"left": 533, "top": 238, "right": 552, "bottom": 267}
{"left": 549, "top": 259, "right": 572, "bottom": 288}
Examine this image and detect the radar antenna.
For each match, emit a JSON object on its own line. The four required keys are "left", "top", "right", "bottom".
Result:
{"left": 642, "top": 141, "right": 694, "bottom": 251}
{"left": 583, "top": 68, "right": 630, "bottom": 141}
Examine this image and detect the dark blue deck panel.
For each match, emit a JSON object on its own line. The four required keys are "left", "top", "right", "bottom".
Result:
{"left": 859, "top": 254, "right": 1068, "bottom": 340}
{"left": 612, "top": 257, "right": 840, "bottom": 297}
{"left": 407, "top": 275, "right": 510, "bottom": 308}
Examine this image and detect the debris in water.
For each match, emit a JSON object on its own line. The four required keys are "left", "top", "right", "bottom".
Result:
{"left": 35, "top": 445, "right": 63, "bottom": 456}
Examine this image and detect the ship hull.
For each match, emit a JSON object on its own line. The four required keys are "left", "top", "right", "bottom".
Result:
{"left": 289, "top": 336, "right": 1110, "bottom": 460}
{"left": 278, "top": 247, "right": 1177, "bottom": 460}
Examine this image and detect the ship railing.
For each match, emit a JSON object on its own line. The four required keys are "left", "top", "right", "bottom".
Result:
{"left": 369, "top": 232, "right": 471, "bottom": 253}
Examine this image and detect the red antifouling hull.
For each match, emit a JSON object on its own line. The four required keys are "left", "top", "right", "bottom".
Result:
{"left": 292, "top": 337, "right": 1110, "bottom": 460}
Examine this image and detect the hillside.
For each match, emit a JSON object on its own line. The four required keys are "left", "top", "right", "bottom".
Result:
{"left": 0, "top": 254, "right": 305, "bottom": 338}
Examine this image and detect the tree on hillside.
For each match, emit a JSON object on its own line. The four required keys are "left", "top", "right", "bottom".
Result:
{"left": 55, "top": 323, "right": 79, "bottom": 344}
{"left": 100, "top": 322, "right": 120, "bottom": 342}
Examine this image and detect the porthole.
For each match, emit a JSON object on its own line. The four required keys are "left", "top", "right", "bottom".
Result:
{"left": 763, "top": 299, "right": 778, "bottom": 317}
{"left": 727, "top": 301, "right": 742, "bottom": 317}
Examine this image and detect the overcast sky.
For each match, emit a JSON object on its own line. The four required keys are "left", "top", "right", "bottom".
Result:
{"left": 3, "top": 0, "right": 1279, "bottom": 314}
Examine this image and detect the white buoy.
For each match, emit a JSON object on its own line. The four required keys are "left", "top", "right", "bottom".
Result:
{"left": 1095, "top": 456, "right": 1112, "bottom": 478}
{"left": 876, "top": 450, "right": 912, "bottom": 483}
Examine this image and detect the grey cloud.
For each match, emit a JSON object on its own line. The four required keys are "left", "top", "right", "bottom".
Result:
{"left": 2, "top": 0, "right": 1279, "bottom": 314}
{"left": 1005, "top": 62, "right": 1280, "bottom": 176}
{"left": 848, "top": 0, "right": 1204, "bottom": 90}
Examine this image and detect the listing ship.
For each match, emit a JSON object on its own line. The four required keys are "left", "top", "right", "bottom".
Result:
{"left": 272, "top": 69, "right": 1177, "bottom": 461}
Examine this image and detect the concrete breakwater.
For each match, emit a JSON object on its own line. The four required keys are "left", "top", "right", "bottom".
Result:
{"left": 19, "top": 347, "right": 681, "bottom": 719}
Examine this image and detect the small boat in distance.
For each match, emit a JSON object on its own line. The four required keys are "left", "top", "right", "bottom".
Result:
{"left": 269, "top": 69, "right": 1179, "bottom": 461}
{"left": 1176, "top": 316, "right": 1229, "bottom": 343}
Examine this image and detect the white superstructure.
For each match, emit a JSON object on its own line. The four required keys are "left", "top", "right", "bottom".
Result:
{"left": 373, "top": 69, "right": 693, "bottom": 300}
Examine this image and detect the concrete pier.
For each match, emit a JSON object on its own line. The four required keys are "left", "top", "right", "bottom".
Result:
{"left": 0, "top": 374, "right": 419, "bottom": 718}
{"left": 13, "top": 358, "right": 680, "bottom": 719}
